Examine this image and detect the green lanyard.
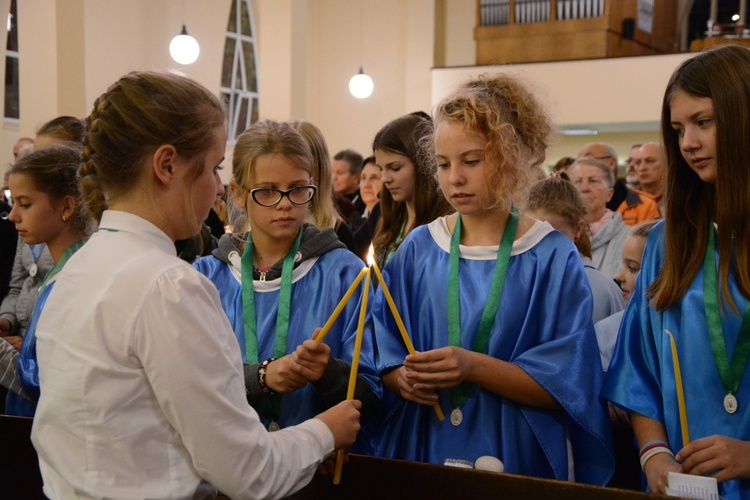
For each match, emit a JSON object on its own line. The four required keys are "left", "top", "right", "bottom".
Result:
{"left": 703, "top": 224, "right": 750, "bottom": 412}
{"left": 385, "top": 221, "right": 407, "bottom": 264}
{"left": 240, "top": 229, "right": 302, "bottom": 423}
{"left": 447, "top": 209, "right": 518, "bottom": 411}
{"left": 241, "top": 229, "right": 303, "bottom": 363}
{"left": 38, "top": 240, "right": 85, "bottom": 292}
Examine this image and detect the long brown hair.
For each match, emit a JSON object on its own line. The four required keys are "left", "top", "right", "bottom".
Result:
{"left": 651, "top": 45, "right": 750, "bottom": 311}
{"left": 371, "top": 112, "right": 452, "bottom": 258}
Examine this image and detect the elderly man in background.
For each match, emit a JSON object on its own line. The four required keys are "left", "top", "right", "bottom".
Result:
{"left": 332, "top": 148, "right": 365, "bottom": 215}
{"left": 569, "top": 157, "right": 630, "bottom": 280}
{"left": 624, "top": 143, "right": 641, "bottom": 191}
{"left": 634, "top": 142, "right": 666, "bottom": 215}
{"left": 578, "top": 142, "right": 659, "bottom": 227}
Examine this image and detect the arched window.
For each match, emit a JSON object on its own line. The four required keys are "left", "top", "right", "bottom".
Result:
{"left": 221, "top": 0, "right": 258, "bottom": 144}
{"left": 4, "top": 0, "right": 18, "bottom": 122}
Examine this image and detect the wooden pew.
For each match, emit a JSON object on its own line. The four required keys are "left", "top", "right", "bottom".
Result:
{"left": 2, "top": 414, "right": 671, "bottom": 499}
{"left": 289, "top": 454, "right": 667, "bottom": 500}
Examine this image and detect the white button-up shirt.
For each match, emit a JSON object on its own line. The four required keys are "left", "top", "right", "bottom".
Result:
{"left": 32, "top": 211, "right": 333, "bottom": 499}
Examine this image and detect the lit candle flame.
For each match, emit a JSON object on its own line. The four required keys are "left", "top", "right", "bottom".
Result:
{"left": 367, "top": 244, "right": 375, "bottom": 266}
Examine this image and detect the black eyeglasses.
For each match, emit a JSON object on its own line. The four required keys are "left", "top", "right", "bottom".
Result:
{"left": 249, "top": 185, "right": 317, "bottom": 207}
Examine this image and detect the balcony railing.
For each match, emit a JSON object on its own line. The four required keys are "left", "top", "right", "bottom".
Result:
{"left": 475, "top": 0, "right": 675, "bottom": 65}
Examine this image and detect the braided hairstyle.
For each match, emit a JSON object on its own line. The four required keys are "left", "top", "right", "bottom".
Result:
{"left": 79, "top": 71, "right": 226, "bottom": 223}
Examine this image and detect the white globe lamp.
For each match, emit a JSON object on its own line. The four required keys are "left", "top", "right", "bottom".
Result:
{"left": 349, "top": 67, "right": 374, "bottom": 99}
{"left": 170, "top": 25, "right": 200, "bottom": 65}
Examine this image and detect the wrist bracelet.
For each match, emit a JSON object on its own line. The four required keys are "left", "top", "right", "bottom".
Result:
{"left": 639, "top": 440, "right": 670, "bottom": 456}
{"left": 639, "top": 446, "right": 674, "bottom": 471}
{"left": 258, "top": 357, "right": 276, "bottom": 395}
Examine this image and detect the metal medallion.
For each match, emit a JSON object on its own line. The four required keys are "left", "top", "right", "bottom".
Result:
{"left": 268, "top": 421, "right": 280, "bottom": 432}
{"left": 450, "top": 408, "right": 463, "bottom": 427}
{"left": 724, "top": 393, "right": 738, "bottom": 414}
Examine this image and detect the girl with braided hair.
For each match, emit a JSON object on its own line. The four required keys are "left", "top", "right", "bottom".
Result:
{"left": 373, "top": 73, "right": 614, "bottom": 484}
{"left": 30, "top": 71, "right": 361, "bottom": 499}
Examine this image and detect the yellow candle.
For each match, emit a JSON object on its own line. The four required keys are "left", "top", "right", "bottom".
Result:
{"left": 665, "top": 330, "right": 690, "bottom": 446}
{"left": 315, "top": 267, "right": 368, "bottom": 344}
{"left": 333, "top": 269, "right": 371, "bottom": 485}
{"left": 371, "top": 261, "right": 445, "bottom": 421}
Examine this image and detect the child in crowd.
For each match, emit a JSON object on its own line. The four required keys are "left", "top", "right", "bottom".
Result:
{"left": 194, "top": 119, "right": 380, "bottom": 450}
{"left": 371, "top": 112, "right": 452, "bottom": 269}
{"left": 373, "top": 74, "right": 613, "bottom": 484}
{"left": 31, "top": 72, "right": 361, "bottom": 499}
{"left": 0, "top": 114, "right": 83, "bottom": 350}
{"left": 603, "top": 46, "right": 750, "bottom": 499}
{"left": 525, "top": 175, "right": 624, "bottom": 325}
{"left": 0, "top": 145, "right": 90, "bottom": 416}
{"left": 593, "top": 219, "right": 657, "bottom": 491}
{"left": 595, "top": 220, "right": 658, "bottom": 372}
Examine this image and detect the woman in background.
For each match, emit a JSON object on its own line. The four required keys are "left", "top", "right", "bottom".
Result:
{"left": 371, "top": 112, "right": 452, "bottom": 269}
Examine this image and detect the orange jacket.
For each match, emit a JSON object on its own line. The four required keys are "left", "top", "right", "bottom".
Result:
{"left": 617, "top": 189, "right": 661, "bottom": 226}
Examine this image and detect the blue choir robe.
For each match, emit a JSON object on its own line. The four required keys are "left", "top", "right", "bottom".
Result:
{"left": 603, "top": 222, "right": 750, "bottom": 499}
{"left": 373, "top": 217, "right": 614, "bottom": 485}
{"left": 194, "top": 247, "right": 382, "bottom": 453}
{"left": 5, "top": 281, "right": 56, "bottom": 417}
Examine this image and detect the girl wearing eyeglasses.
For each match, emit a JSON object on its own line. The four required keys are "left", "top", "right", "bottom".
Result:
{"left": 194, "top": 119, "right": 381, "bottom": 453}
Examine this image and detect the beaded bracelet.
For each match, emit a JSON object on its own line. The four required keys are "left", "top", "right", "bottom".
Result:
{"left": 258, "top": 357, "right": 277, "bottom": 395}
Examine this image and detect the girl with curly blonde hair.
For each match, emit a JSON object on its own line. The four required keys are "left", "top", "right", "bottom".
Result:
{"left": 373, "top": 73, "right": 614, "bottom": 485}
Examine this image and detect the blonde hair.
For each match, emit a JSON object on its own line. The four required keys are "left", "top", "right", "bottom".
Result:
{"left": 431, "top": 73, "right": 553, "bottom": 212}
{"left": 288, "top": 120, "right": 341, "bottom": 229}
{"left": 230, "top": 119, "right": 314, "bottom": 232}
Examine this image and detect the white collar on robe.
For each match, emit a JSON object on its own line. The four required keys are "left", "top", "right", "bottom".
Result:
{"left": 428, "top": 215, "right": 554, "bottom": 260}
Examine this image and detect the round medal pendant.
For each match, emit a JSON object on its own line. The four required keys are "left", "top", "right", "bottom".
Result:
{"left": 268, "top": 421, "right": 280, "bottom": 432}
{"left": 450, "top": 408, "right": 463, "bottom": 427}
{"left": 29, "top": 263, "right": 38, "bottom": 278}
{"left": 724, "top": 393, "right": 738, "bottom": 414}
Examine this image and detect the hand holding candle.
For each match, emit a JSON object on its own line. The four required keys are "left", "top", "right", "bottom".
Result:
{"left": 371, "top": 261, "right": 445, "bottom": 421}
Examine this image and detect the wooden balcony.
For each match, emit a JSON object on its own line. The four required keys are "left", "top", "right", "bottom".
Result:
{"left": 475, "top": 0, "right": 679, "bottom": 64}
